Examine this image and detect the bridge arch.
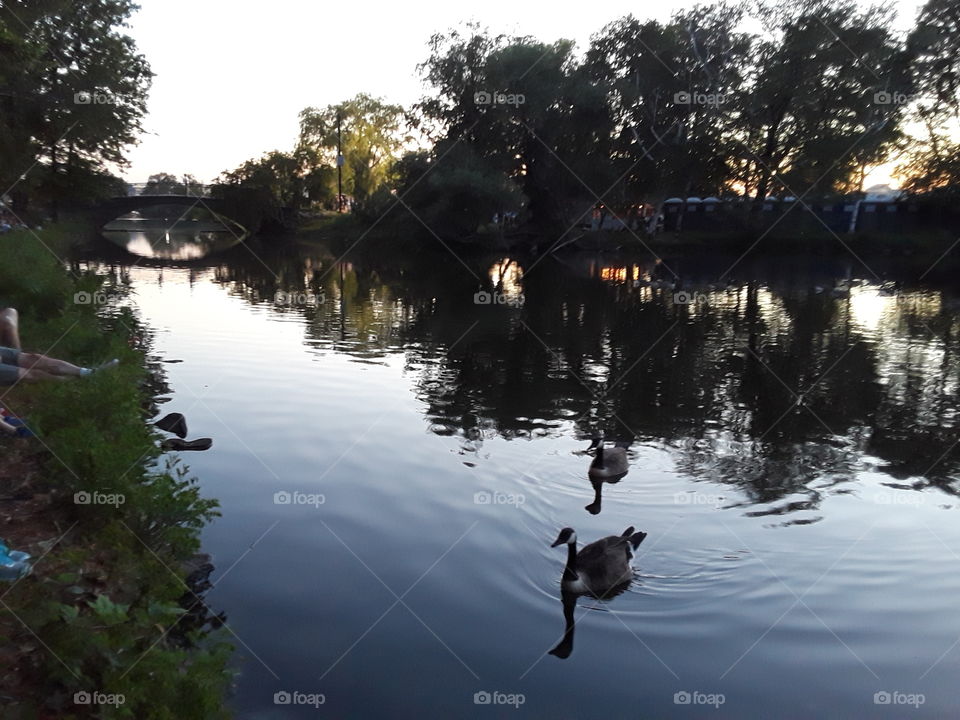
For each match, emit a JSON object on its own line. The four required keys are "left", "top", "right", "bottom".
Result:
{"left": 93, "top": 194, "right": 250, "bottom": 236}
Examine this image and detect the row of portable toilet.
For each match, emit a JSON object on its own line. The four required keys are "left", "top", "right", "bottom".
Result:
{"left": 661, "top": 197, "right": 930, "bottom": 234}
{"left": 663, "top": 196, "right": 799, "bottom": 209}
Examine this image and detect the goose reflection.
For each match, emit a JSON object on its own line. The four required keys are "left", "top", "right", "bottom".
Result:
{"left": 551, "top": 594, "right": 577, "bottom": 659}
{"left": 583, "top": 438, "right": 631, "bottom": 515}
{"left": 548, "top": 526, "right": 647, "bottom": 659}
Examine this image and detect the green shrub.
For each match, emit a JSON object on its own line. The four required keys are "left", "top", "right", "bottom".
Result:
{"left": 0, "top": 227, "right": 232, "bottom": 718}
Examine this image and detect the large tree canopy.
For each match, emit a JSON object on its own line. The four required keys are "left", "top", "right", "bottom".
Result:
{"left": 899, "top": 0, "right": 960, "bottom": 196}
{"left": 737, "top": 0, "right": 909, "bottom": 202}
{"left": 414, "top": 26, "right": 613, "bottom": 231}
{"left": 0, "top": 0, "right": 152, "bottom": 211}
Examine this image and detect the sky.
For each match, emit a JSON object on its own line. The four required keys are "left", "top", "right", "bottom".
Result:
{"left": 122, "top": 0, "right": 926, "bottom": 185}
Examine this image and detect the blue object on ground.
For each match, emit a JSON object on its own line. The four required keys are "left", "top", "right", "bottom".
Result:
{"left": 0, "top": 540, "right": 32, "bottom": 580}
{"left": 2, "top": 414, "right": 35, "bottom": 438}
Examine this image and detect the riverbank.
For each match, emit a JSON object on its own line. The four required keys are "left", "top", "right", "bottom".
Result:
{"left": 298, "top": 212, "right": 960, "bottom": 270}
{"left": 0, "top": 227, "right": 231, "bottom": 718}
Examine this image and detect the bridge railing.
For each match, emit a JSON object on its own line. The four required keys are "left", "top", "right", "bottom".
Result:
{"left": 124, "top": 182, "right": 215, "bottom": 197}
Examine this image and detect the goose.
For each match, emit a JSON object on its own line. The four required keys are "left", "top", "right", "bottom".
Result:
{"left": 551, "top": 526, "right": 647, "bottom": 598}
{"left": 588, "top": 440, "right": 629, "bottom": 481}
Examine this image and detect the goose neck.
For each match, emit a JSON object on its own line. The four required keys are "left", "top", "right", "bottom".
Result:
{"left": 562, "top": 541, "right": 579, "bottom": 581}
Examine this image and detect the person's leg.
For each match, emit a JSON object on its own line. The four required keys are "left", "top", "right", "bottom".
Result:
{"left": 15, "top": 366, "right": 63, "bottom": 383}
{"left": 0, "top": 362, "right": 20, "bottom": 386}
{"left": 0, "top": 363, "right": 60, "bottom": 386}
{"left": 0, "top": 309, "right": 20, "bottom": 351}
{"left": 17, "top": 352, "right": 86, "bottom": 378}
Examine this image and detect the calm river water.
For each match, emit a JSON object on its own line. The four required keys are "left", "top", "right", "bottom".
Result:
{"left": 82, "top": 231, "right": 960, "bottom": 718}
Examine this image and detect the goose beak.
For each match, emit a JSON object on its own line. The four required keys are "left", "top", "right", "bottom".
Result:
{"left": 550, "top": 537, "right": 565, "bottom": 547}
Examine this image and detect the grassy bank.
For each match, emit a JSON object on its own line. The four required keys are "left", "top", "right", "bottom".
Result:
{"left": 0, "top": 227, "right": 231, "bottom": 718}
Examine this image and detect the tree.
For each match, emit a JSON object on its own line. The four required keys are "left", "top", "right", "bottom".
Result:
{"left": 416, "top": 27, "right": 613, "bottom": 232}
{"left": 900, "top": 0, "right": 960, "bottom": 196}
{"left": 298, "top": 94, "right": 406, "bottom": 202}
{"left": 0, "top": 5, "right": 45, "bottom": 194}
{"left": 734, "top": 0, "right": 908, "bottom": 204}
{"left": 0, "top": 0, "right": 152, "bottom": 214}
{"left": 143, "top": 172, "right": 202, "bottom": 195}
{"left": 587, "top": 6, "right": 749, "bottom": 229}
{"left": 217, "top": 151, "right": 305, "bottom": 208}
{"left": 394, "top": 145, "right": 524, "bottom": 237}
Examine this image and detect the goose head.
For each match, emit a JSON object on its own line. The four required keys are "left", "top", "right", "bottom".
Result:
{"left": 551, "top": 528, "right": 577, "bottom": 548}
{"left": 579, "top": 437, "right": 603, "bottom": 455}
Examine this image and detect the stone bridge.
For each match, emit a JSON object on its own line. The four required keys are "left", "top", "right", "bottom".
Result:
{"left": 93, "top": 194, "right": 248, "bottom": 234}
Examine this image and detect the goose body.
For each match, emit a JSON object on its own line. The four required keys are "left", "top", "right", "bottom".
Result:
{"left": 588, "top": 445, "right": 629, "bottom": 481}
{"left": 551, "top": 526, "right": 647, "bottom": 598}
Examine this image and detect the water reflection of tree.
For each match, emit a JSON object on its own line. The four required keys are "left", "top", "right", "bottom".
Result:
{"left": 204, "top": 245, "right": 960, "bottom": 507}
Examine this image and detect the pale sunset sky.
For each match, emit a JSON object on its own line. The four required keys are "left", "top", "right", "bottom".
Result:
{"left": 122, "top": 0, "right": 926, "bottom": 186}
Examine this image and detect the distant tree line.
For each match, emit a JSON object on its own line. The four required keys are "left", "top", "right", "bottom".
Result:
{"left": 214, "top": 0, "right": 957, "bottom": 238}
{"left": 2, "top": 0, "right": 957, "bottom": 238}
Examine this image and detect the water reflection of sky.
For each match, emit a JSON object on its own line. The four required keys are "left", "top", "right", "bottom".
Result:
{"left": 102, "top": 227, "right": 243, "bottom": 260}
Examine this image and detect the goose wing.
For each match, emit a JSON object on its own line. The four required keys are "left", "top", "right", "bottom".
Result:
{"left": 606, "top": 447, "right": 629, "bottom": 473}
{"left": 575, "top": 534, "right": 634, "bottom": 591}
{"left": 576, "top": 534, "right": 629, "bottom": 562}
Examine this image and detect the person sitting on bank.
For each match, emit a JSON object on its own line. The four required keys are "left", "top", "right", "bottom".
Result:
{"left": 0, "top": 307, "right": 118, "bottom": 386}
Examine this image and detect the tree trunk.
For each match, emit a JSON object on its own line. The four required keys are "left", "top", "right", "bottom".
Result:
{"left": 50, "top": 138, "right": 59, "bottom": 222}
